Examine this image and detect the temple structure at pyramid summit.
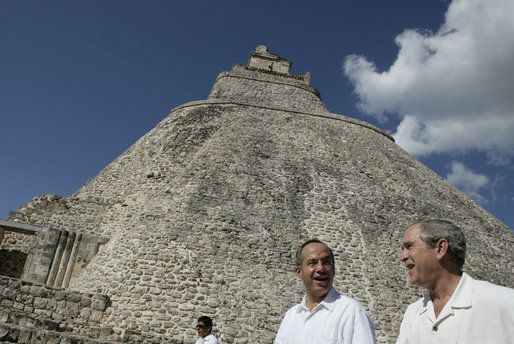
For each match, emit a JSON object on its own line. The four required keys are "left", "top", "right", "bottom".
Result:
{"left": 1, "top": 46, "right": 512, "bottom": 344}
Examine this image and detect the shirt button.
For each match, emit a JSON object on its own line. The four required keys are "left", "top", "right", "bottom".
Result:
{"left": 433, "top": 326, "right": 438, "bottom": 332}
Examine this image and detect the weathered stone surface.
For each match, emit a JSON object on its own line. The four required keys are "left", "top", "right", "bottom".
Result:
{"left": 1, "top": 46, "right": 512, "bottom": 343}
{"left": 0, "top": 276, "right": 111, "bottom": 339}
{"left": 0, "top": 321, "right": 115, "bottom": 343}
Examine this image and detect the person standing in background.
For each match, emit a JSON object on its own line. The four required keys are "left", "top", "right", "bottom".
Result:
{"left": 195, "top": 316, "right": 220, "bottom": 344}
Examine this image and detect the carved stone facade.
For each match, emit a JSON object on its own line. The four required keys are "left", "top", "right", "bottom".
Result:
{"left": 1, "top": 46, "right": 512, "bottom": 344}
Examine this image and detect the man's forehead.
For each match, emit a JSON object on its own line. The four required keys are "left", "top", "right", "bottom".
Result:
{"left": 302, "top": 242, "right": 331, "bottom": 257}
{"left": 402, "top": 225, "right": 422, "bottom": 243}
{"left": 406, "top": 224, "right": 421, "bottom": 234}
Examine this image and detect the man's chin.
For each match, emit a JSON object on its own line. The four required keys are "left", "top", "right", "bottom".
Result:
{"left": 407, "top": 270, "right": 417, "bottom": 285}
{"left": 408, "top": 276, "right": 421, "bottom": 287}
{"left": 312, "top": 283, "right": 331, "bottom": 294}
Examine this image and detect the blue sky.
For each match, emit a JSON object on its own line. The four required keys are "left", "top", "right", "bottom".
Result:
{"left": 1, "top": 0, "right": 513, "bottom": 229}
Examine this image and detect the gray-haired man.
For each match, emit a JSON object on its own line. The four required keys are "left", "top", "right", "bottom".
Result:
{"left": 397, "top": 219, "right": 514, "bottom": 343}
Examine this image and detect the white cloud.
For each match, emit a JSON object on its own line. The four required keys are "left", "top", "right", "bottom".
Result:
{"left": 344, "top": 0, "right": 514, "bottom": 166}
{"left": 446, "top": 161, "right": 490, "bottom": 203}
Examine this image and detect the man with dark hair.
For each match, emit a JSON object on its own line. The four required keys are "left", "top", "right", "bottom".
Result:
{"left": 397, "top": 219, "right": 514, "bottom": 343}
{"left": 275, "top": 239, "right": 376, "bottom": 343}
{"left": 195, "top": 316, "right": 220, "bottom": 344}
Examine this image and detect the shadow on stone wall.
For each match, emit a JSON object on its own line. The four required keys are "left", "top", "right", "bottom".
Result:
{"left": 0, "top": 250, "right": 27, "bottom": 279}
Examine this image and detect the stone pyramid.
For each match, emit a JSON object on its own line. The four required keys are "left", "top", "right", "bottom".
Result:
{"left": 1, "top": 46, "right": 512, "bottom": 344}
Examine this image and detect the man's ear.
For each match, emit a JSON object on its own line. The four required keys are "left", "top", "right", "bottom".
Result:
{"left": 295, "top": 266, "right": 302, "bottom": 279}
{"left": 435, "top": 238, "right": 449, "bottom": 260}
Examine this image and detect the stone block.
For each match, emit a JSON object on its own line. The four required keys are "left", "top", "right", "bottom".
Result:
{"left": 29, "top": 286, "right": 43, "bottom": 296}
{"left": 2, "top": 287, "right": 17, "bottom": 300}
{"left": 0, "top": 277, "right": 8, "bottom": 287}
{"left": 64, "top": 301, "right": 80, "bottom": 317}
{"left": 13, "top": 301, "right": 25, "bottom": 310}
{"left": 33, "top": 297, "right": 48, "bottom": 309}
{"left": 89, "top": 310, "right": 104, "bottom": 323}
{"left": 0, "top": 311, "right": 7, "bottom": 323}
{"left": 20, "top": 285, "right": 31, "bottom": 293}
{"left": 98, "top": 327, "right": 113, "bottom": 339}
{"left": 43, "top": 332, "right": 60, "bottom": 344}
{"left": 5, "top": 326, "right": 19, "bottom": 342}
{"left": 8, "top": 279, "right": 21, "bottom": 288}
{"left": 1, "top": 299, "right": 14, "bottom": 308}
{"left": 79, "top": 307, "right": 91, "bottom": 321}
{"left": 0, "top": 324, "right": 8, "bottom": 340}
{"left": 55, "top": 290, "right": 66, "bottom": 301}
{"left": 17, "top": 328, "right": 33, "bottom": 344}
{"left": 91, "top": 294, "right": 110, "bottom": 311}
{"left": 66, "top": 292, "right": 82, "bottom": 303}
{"left": 80, "top": 296, "right": 91, "bottom": 307}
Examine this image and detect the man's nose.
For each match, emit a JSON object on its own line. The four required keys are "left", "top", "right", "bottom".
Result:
{"left": 315, "top": 261, "right": 326, "bottom": 271}
{"left": 400, "top": 249, "right": 408, "bottom": 262}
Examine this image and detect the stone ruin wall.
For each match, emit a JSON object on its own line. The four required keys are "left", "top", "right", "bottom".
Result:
{"left": 3, "top": 103, "right": 511, "bottom": 343}
{"left": 1, "top": 46, "right": 513, "bottom": 343}
{"left": 2, "top": 195, "right": 110, "bottom": 249}
{"left": 0, "top": 276, "right": 114, "bottom": 343}
{"left": 0, "top": 195, "right": 111, "bottom": 280}
{"left": 208, "top": 65, "right": 326, "bottom": 115}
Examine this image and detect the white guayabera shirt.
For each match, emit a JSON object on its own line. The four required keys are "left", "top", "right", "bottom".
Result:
{"left": 275, "top": 287, "right": 376, "bottom": 344}
{"left": 196, "top": 333, "right": 220, "bottom": 344}
{"left": 396, "top": 273, "right": 514, "bottom": 344}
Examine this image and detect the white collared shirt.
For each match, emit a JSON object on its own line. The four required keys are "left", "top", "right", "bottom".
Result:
{"left": 396, "top": 273, "right": 514, "bottom": 344}
{"left": 196, "top": 333, "right": 220, "bottom": 344}
{"left": 275, "top": 287, "right": 376, "bottom": 344}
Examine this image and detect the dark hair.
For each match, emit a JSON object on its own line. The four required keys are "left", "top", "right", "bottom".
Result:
{"left": 197, "top": 316, "right": 213, "bottom": 329}
{"left": 295, "top": 238, "right": 335, "bottom": 271}
{"left": 410, "top": 219, "right": 466, "bottom": 269}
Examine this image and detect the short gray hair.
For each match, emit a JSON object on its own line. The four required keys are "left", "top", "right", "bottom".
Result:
{"left": 411, "top": 219, "right": 466, "bottom": 269}
{"left": 295, "top": 239, "right": 335, "bottom": 271}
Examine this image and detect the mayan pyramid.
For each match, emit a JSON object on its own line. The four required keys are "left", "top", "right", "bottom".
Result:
{"left": 1, "top": 46, "right": 512, "bottom": 344}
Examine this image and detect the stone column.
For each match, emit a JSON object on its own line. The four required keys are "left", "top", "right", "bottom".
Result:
{"left": 46, "top": 230, "right": 69, "bottom": 285}
{"left": 55, "top": 231, "right": 76, "bottom": 287}
{"left": 21, "top": 227, "right": 61, "bottom": 284}
{"left": 63, "top": 233, "right": 82, "bottom": 288}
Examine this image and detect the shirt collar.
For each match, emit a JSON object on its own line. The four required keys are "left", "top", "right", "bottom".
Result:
{"left": 449, "top": 272, "right": 473, "bottom": 308}
{"left": 417, "top": 272, "right": 473, "bottom": 315}
{"left": 298, "top": 286, "right": 338, "bottom": 313}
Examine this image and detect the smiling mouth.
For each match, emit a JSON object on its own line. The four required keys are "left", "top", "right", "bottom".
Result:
{"left": 314, "top": 276, "right": 328, "bottom": 283}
